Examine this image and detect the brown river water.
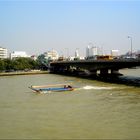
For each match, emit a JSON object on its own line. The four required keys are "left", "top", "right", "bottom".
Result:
{"left": 0, "top": 68, "right": 140, "bottom": 139}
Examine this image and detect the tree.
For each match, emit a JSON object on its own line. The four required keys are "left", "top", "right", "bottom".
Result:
{"left": 0, "top": 57, "right": 42, "bottom": 72}
{"left": 37, "top": 54, "right": 48, "bottom": 70}
{"left": 0, "top": 59, "right": 5, "bottom": 71}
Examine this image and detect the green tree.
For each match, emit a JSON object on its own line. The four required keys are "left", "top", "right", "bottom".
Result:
{"left": 0, "top": 59, "right": 5, "bottom": 71}
{"left": 0, "top": 57, "right": 43, "bottom": 72}
{"left": 3, "top": 59, "right": 14, "bottom": 70}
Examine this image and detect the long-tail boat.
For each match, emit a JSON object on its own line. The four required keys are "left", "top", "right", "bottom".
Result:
{"left": 29, "top": 84, "right": 74, "bottom": 93}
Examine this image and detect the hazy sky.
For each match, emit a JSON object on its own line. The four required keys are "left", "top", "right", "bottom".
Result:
{"left": 0, "top": 0, "right": 140, "bottom": 56}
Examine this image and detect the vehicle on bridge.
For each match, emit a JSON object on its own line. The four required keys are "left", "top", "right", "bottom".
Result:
{"left": 97, "top": 55, "right": 113, "bottom": 60}
{"left": 86, "top": 55, "right": 113, "bottom": 60}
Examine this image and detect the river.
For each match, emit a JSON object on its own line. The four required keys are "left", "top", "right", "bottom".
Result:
{"left": 0, "top": 68, "right": 140, "bottom": 139}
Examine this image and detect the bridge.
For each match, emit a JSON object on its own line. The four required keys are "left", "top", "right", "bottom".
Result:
{"left": 50, "top": 59, "right": 140, "bottom": 77}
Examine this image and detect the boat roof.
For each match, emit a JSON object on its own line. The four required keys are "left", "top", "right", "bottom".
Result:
{"left": 31, "top": 83, "right": 72, "bottom": 88}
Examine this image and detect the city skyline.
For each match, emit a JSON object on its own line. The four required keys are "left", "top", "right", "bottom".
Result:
{"left": 0, "top": 0, "right": 140, "bottom": 56}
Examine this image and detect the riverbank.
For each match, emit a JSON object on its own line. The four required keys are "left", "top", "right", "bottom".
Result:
{"left": 0, "top": 70, "right": 49, "bottom": 76}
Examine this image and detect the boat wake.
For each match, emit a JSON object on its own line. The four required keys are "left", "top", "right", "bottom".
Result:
{"left": 82, "top": 85, "right": 115, "bottom": 90}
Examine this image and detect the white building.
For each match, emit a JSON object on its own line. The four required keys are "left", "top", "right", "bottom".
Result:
{"left": 75, "top": 48, "right": 79, "bottom": 58}
{"left": 86, "top": 46, "right": 90, "bottom": 58}
{"left": 10, "top": 51, "right": 29, "bottom": 59}
{"left": 0, "top": 47, "right": 8, "bottom": 59}
{"left": 86, "top": 44, "right": 98, "bottom": 57}
{"left": 90, "top": 47, "right": 98, "bottom": 56}
{"left": 111, "top": 50, "right": 119, "bottom": 57}
{"left": 44, "top": 50, "right": 59, "bottom": 60}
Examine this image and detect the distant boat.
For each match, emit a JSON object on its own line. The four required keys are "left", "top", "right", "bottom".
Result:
{"left": 29, "top": 84, "right": 74, "bottom": 93}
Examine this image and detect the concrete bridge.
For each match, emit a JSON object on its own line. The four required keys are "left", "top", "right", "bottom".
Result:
{"left": 50, "top": 58, "right": 140, "bottom": 77}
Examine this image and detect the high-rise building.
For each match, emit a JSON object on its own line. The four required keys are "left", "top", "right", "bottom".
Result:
{"left": 90, "top": 47, "right": 98, "bottom": 56}
{"left": 75, "top": 48, "right": 79, "bottom": 58}
{"left": 86, "top": 44, "right": 98, "bottom": 57}
{"left": 0, "top": 47, "right": 8, "bottom": 59}
{"left": 86, "top": 46, "right": 90, "bottom": 57}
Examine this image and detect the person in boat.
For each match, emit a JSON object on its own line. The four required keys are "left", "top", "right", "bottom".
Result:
{"left": 64, "top": 85, "right": 72, "bottom": 89}
{"left": 67, "top": 85, "right": 72, "bottom": 88}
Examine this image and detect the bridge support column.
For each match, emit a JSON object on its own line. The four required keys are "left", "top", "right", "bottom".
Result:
{"left": 100, "top": 69, "right": 108, "bottom": 76}
{"left": 89, "top": 70, "right": 97, "bottom": 77}
{"left": 111, "top": 69, "right": 123, "bottom": 76}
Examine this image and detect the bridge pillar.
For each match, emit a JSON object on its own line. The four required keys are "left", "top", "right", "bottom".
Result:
{"left": 111, "top": 69, "right": 123, "bottom": 76}
{"left": 89, "top": 70, "right": 97, "bottom": 77}
{"left": 100, "top": 69, "right": 108, "bottom": 76}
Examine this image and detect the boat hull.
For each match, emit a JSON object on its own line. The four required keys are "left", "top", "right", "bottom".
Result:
{"left": 29, "top": 86, "right": 74, "bottom": 93}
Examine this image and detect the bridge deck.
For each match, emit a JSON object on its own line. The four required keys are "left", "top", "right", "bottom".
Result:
{"left": 50, "top": 59, "right": 140, "bottom": 71}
